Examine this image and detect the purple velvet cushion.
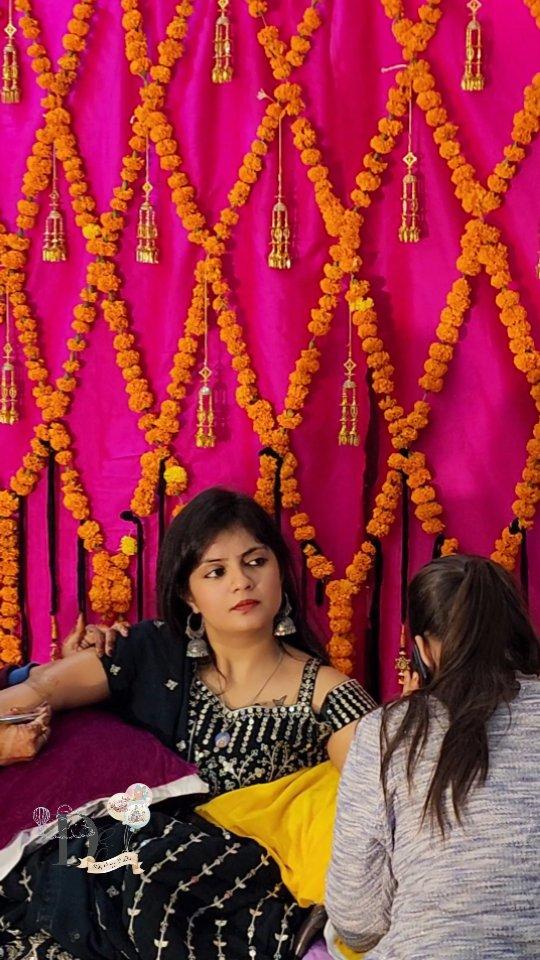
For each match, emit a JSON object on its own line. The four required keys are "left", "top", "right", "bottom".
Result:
{"left": 0, "top": 707, "right": 207, "bottom": 875}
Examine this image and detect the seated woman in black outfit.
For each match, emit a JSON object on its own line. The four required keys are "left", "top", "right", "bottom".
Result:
{"left": 0, "top": 487, "right": 374, "bottom": 960}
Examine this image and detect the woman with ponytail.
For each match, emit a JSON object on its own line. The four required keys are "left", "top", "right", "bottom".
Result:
{"left": 326, "top": 554, "right": 540, "bottom": 959}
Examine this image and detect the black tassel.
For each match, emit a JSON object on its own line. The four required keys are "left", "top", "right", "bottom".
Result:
{"left": 520, "top": 527, "right": 529, "bottom": 604}
{"left": 17, "top": 496, "right": 29, "bottom": 662}
{"left": 300, "top": 547, "right": 308, "bottom": 620}
{"left": 362, "top": 371, "right": 379, "bottom": 517}
{"left": 258, "top": 447, "right": 284, "bottom": 528}
{"left": 362, "top": 373, "right": 382, "bottom": 700}
{"left": 300, "top": 538, "right": 327, "bottom": 608}
{"left": 432, "top": 533, "right": 445, "bottom": 560}
{"left": 120, "top": 510, "right": 145, "bottom": 621}
{"left": 77, "top": 535, "right": 87, "bottom": 620}
{"left": 365, "top": 535, "right": 382, "bottom": 703}
{"left": 47, "top": 446, "right": 59, "bottom": 656}
{"left": 157, "top": 459, "right": 166, "bottom": 549}
{"left": 400, "top": 468, "right": 410, "bottom": 626}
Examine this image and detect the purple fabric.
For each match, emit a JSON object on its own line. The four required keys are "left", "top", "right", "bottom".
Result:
{"left": 0, "top": 707, "right": 198, "bottom": 852}
{"left": 1, "top": 2, "right": 539, "bottom": 699}
{"left": 303, "top": 942, "right": 331, "bottom": 960}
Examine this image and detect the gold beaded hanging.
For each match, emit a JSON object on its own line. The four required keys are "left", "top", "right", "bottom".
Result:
{"left": 338, "top": 297, "right": 359, "bottom": 446}
{"left": 195, "top": 277, "right": 216, "bottom": 448}
{"left": 461, "top": 0, "right": 484, "bottom": 92}
{"left": 136, "top": 135, "right": 159, "bottom": 263}
{"left": 395, "top": 624, "right": 411, "bottom": 686}
{"left": 212, "top": 0, "right": 233, "bottom": 84}
{"left": 536, "top": 230, "right": 540, "bottom": 279}
{"left": 268, "top": 111, "right": 292, "bottom": 270}
{"left": 43, "top": 145, "right": 67, "bottom": 262}
{"left": 399, "top": 91, "right": 421, "bottom": 243}
{"left": 2, "top": 0, "right": 20, "bottom": 104}
{"left": 0, "top": 289, "right": 18, "bottom": 425}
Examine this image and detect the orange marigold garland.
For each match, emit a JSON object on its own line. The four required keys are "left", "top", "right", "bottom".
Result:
{"left": 251, "top": 3, "right": 322, "bottom": 82}
{"left": 0, "top": 3, "right": 102, "bottom": 660}
{"left": 89, "top": 551, "right": 132, "bottom": 622}
{"left": 0, "top": 492, "right": 21, "bottom": 665}
{"left": 2, "top": 0, "right": 538, "bottom": 669}
{"left": 524, "top": 0, "right": 540, "bottom": 28}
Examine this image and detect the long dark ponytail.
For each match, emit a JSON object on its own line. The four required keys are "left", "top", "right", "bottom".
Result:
{"left": 381, "top": 555, "right": 540, "bottom": 834}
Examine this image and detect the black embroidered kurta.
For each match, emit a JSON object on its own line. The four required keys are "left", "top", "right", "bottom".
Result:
{"left": 0, "top": 620, "right": 375, "bottom": 960}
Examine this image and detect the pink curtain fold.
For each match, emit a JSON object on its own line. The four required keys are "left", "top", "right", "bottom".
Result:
{"left": 0, "top": 0, "right": 539, "bottom": 700}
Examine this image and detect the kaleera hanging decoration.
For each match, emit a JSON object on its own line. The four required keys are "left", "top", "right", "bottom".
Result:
{"left": 0, "top": 290, "right": 18, "bottom": 425}
{"left": 43, "top": 145, "right": 67, "bottom": 262}
{"left": 195, "top": 278, "right": 216, "bottom": 448}
{"left": 395, "top": 624, "right": 411, "bottom": 686}
{"left": 268, "top": 110, "right": 292, "bottom": 270}
{"left": 212, "top": 0, "right": 233, "bottom": 84}
{"left": 136, "top": 135, "right": 159, "bottom": 263}
{"left": 2, "top": 0, "right": 19, "bottom": 104}
{"left": 461, "top": 0, "right": 484, "bottom": 92}
{"left": 399, "top": 93, "right": 421, "bottom": 243}
{"left": 339, "top": 298, "right": 360, "bottom": 446}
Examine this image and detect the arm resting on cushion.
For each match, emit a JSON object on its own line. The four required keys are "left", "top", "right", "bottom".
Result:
{"left": 0, "top": 650, "right": 110, "bottom": 714}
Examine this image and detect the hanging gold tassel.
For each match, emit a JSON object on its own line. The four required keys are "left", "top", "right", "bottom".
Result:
{"left": 195, "top": 278, "right": 216, "bottom": 448}
{"left": 338, "top": 300, "right": 360, "bottom": 445}
{"left": 399, "top": 90, "right": 420, "bottom": 243}
{"left": 196, "top": 372, "right": 216, "bottom": 447}
{"left": 43, "top": 145, "right": 67, "bottom": 262}
{"left": 2, "top": 0, "right": 20, "bottom": 104}
{"left": 395, "top": 623, "right": 411, "bottom": 686}
{"left": 212, "top": 0, "right": 233, "bottom": 84}
{"left": 399, "top": 153, "right": 420, "bottom": 243}
{"left": 461, "top": 0, "right": 484, "bottom": 92}
{"left": 0, "top": 290, "right": 18, "bottom": 425}
{"left": 136, "top": 135, "right": 159, "bottom": 263}
{"left": 268, "top": 112, "right": 292, "bottom": 270}
{"left": 136, "top": 193, "right": 159, "bottom": 263}
{"left": 536, "top": 235, "right": 540, "bottom": 280}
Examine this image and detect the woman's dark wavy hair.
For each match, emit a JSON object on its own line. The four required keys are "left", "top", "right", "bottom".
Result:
{"left": 157, "top": 486, "right": 328, "bottom": 662}
{"left": 381, "top": 554, "right": 540, "bottom": 834}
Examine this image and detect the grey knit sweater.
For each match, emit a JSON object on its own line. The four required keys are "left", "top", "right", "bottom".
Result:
{"left": 326, "top": 674, "right": 540, "bottom": 959}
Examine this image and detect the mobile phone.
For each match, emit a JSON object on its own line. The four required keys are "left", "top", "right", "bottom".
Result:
{"left": 411, "top": 643, "right": 432, "bottom": 685}
{"left": 0, "top": 712, "right": 40, "bottom": 725}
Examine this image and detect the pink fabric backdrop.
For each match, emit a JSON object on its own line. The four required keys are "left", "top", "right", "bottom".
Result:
{"left": 1, "top": 0, "right": 539, "bottom": 700}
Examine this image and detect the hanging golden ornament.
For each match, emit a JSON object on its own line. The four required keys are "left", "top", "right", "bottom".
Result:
{"left": 338, "top": 300, "right": 360, "bottom": 446}
{"left": 1, "top": 0, "right": 20, "bottom": 104}
{"left": 398, "top": 91, "right": 421, "bottom": 243}
{"left": 0, "top": 289, "right": 19, "bottom": 425}
{"left": 395, "top": 623, "right": 411, "bottom": 685}
{"left": 43, "top": 145, "right": 67, "bottom": 262}
{"left": 212, "top": 0, "right": 233, "bottom": 84}
{"left": 268, "top": 112, "right": 292, "bottom": 270}
{"left": 195, "top": 277, "right": 216, "bottom": 448}
{"left": 136, "top": 135, "right": 159, "bottom": 263}
{"left": 461, "top": 0, "right": 484, "bottom": 92}
{"left": 536, "top": 233, "right": 540, "bottom": 280}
